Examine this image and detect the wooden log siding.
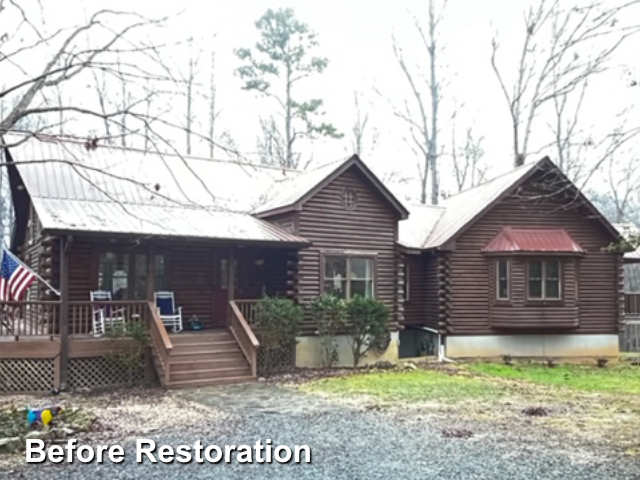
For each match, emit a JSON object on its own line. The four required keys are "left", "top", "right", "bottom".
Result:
{"left": 447, "top": 177, "right": 621, "bottom": 335}
{"left": 402, "top": 253, "right": 440, "bottom": 330}
{"left": 293, "top": 166, "right": 401, "bottom": 335}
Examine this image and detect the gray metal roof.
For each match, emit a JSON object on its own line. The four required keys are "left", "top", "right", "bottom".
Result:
{"left": 399, "top": 161, "right": 538, "bottom": 250}
{"left": 6, "top": 134, "right": 308, "bottom": 244}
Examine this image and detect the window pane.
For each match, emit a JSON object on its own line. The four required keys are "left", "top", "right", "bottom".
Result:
{"left": 134, "top": 254, "right": 148, "bottom": 299}
{"left": 324, "top": 280, "right": 347, "bottom": 298}
{"left": 351, "top": 280, "right": 373, "bottom": 299}
{"left": 529, "top": 260, "right": 542, "bottom": 280}
{"left": 351, "top": 258, "right": 373, "bottom": 279}
{"left": 498, "top": 260, "right": 508, "bottom": 280}
{"left": 498, "top": 280, "right": 509, "bottom": 299}
{"left": 112, "top": 254, "right": 129, "bottom": 300}
{"left": 546, "top": 280, "right": 560, "bottom": 298}
{"left": 529, "top": 280, "right": 542, "bottom": 298}
{"left": 98, "top": 252, "right": 116, "bottom": 293}
{"left": 546, "top": 260, "right": 559, "bottom": 280}
{"left": 325, "top": 256, "right": 347, "bottom": 278}
{"left": 154, "top": 255, "right": 165, "bottom": 291}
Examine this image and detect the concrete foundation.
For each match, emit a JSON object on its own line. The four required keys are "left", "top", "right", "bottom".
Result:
{"left": 445, "top": 334, "right": 620, "bottom": 358}
{"left": 295, "top": 332, "right": 400, "bottom": 367}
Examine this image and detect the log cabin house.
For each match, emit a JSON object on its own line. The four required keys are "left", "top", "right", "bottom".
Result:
{"left": 0, "top": 133, "right": 625, "bottom": 391}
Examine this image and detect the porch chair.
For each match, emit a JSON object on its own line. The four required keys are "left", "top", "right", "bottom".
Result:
{"left": 154, "top": 291, "right": 183, "bottom": 333}
{"left": 90, "top": 290, "right": 126, "bottom": 337}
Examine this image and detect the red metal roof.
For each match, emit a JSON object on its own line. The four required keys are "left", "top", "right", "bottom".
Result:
{"left": 482, "top": 228, "right": 585, "bottom": 253}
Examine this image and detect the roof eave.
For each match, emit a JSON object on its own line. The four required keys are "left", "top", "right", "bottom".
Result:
{"left": 42, "top": 227, "right": 311, "bottom": 249}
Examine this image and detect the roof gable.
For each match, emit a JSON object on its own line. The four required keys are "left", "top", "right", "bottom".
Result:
{"left": 254, "top": 155, "right": 409, "bottom": 219}
{"left": 399, "top": 157, "right": 620, "bottom": 251}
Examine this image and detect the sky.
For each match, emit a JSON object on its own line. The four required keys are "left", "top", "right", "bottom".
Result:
{"left": 4, "top": 0, "right": 640, "bottom": 204}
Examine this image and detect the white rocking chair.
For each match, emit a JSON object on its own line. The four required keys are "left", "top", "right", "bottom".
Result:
{"left": 154, "top": 291, "right": 183, "bottom": 333}
{"left": 90, "top": 290, "right": 126, "bottom": 337}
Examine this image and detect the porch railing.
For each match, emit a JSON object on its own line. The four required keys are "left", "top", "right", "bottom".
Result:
{"left": 624, "top": 292, "right": 640, "bottom": 317}
{"left": 0, "top": 301, "right": 60, "bottom": 339}
{"left": 229, "top": 301, "right": 260, "bottom": 377}
{"left": 234, "top": 299, "right": 259, "bottom": 326}
{"left": 147, "top": 301, "right": 172, "bottom": 385}
{"left": 69, "top": 300, "right": 149, "bottom": 336}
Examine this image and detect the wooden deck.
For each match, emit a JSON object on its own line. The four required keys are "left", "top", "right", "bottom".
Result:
{"left": 0, "top": 299, "right": 261, "bottom": 392}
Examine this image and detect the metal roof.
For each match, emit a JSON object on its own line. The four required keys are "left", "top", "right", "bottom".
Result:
{"left": 398, "top": 204, "right": 444, "bottom": 250}
{"left": 6, "top": 134, "right": 308, "bottom": 244}
{"left": 482, "top": 228, "right": 585, "bottom": 253}
{"left": 399, "top": 160, "right": 540, "bottom": 250}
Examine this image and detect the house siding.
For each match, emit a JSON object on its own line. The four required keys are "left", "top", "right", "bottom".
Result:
{"left": 402, "top": 252, "right": 439, "bottom": 330}
{"left": 293, "top": 166, "right": 401, "bottom": 335}
{"left": 446, "top": 174, "right": 621, "bottom": 335}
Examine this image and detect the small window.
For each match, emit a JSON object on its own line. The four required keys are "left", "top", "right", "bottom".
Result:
{"left": 323, "top": 255, "right": 374, "bottom": 299}
{"left": 496, "top": 260, "right": 509, "bottom": 300}
{"left": 341, "top": 189, "right": 358, "bottom": 210}
{"left": 528, "top": 259, "right": 561, "bottom": 300}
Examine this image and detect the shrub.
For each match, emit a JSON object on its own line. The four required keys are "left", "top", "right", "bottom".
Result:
{"left": 345, "top": 295, "right": 390, "bottom": 367}
{"left": 255, "top": 296, "right": 302, "bottom": 375}
{"left": 309, "top": 294, "right": 347, "bottom": 368}
{"left": 105, "top": 320, "right": 150, "bottom": 385}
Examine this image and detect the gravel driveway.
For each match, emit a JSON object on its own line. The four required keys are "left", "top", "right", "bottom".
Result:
{"left": 3, "top": 383, "right": 640, "bottom": 480}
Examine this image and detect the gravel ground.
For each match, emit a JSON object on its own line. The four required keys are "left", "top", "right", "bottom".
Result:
{"left": 1, "top": 384, "right": 639, "bottom": 480}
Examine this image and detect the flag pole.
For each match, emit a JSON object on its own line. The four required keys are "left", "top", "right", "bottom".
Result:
{"left": 2, "top": 247, "right": 61, "bottom": 297}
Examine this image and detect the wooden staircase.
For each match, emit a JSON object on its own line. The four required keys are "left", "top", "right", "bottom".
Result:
{"left": 148, "top": 301, "right": 260, "bottom": 389}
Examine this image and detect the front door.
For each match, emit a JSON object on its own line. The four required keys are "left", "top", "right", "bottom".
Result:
{"left": 211, "top": 255, "right": 236, "bottom": 327}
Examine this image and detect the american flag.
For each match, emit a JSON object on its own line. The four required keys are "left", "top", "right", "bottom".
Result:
{"left": 0, "top": 249, "right": 36, "bottom": 301}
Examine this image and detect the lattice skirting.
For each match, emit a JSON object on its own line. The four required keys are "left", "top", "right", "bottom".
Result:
{"left": 0, "top": 358, "right": 55, "bottom": 393}
{"left": 621, "top": 323, "right": 640, "bottom": 352}
{"left": 257, "top": 345, "right": 295, "bottom": 375}
{"left": 68, "top": 357, "right": 144, "bottom": 390}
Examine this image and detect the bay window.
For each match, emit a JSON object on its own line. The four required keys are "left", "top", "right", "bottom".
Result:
{"left": 323, "top": 255, "right": 374, "bottom": 299}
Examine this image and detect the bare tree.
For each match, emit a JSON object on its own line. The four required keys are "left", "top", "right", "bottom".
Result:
{"left": 350, "top": 92, "right": 379, "bottom": 158}
{"left": 208, "top": 49, "right": 218, "bottom": 158}
{"left": 451, "top": 126, "right": 486, "bottom": 192}
{"left": 491, "top": 0, "right": 640, "bottom": 167}
{"left": 392, "top": 1, "right": 445, "bottom": 205}
{"left": 0, "top": 6, "right": 176, "bottom": 144}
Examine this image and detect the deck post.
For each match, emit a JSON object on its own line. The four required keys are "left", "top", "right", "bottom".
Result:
{"left": 59, "top": 236, "right": 71, "bottom": 390}
{"left": 227, "top": 246, "right": 235, "bottom": 326}
{"left": 145, "top": 244, "right": 156, "bottom": 382}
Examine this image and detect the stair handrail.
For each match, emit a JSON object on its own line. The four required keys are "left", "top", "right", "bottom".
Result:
{"left": 229, "top": 300, "right": 260, "bottom": 377}
{"left": 147, "top": 301, "right": 172, "bottom": 385}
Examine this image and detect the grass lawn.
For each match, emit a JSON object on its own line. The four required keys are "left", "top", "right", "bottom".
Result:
{"left": 301, "top": 369, "right": 507, "bottom": 402}
{"left": 299, "top": 362, "right": 640, "bottom": 454}
{"left": 469, "top": 363, "right": 640, "bottom": 394}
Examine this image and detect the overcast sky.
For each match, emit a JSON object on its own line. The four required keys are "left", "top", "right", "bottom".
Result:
{"left": 7, "top": 0, "right": 640, "bottom": 203}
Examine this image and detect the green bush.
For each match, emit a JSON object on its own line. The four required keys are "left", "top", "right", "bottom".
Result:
{"left": 309, "top": 294, "right": 347, "bottom": 367}
{"left": 255, "top": 296, "right": 302, "bottom": 375}
{"left": 105, "top": 320, "right": 150, "bottom": 384}
{"left": 346, "top": 295, "right": 389, "bottom": 367}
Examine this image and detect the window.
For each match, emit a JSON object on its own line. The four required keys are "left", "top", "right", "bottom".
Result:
{"left": 528, "top": 259, "right": 561, "bottom": 299}
{"left": 496, "top": 260, "right": 509, "bottom": 300}
{"left": 341, "top": 189, "right": 358, "bottom": 210}
{"left": 98, "top": 251, "right": 165, "bottom": 299}
{"left": 323, "top": 256, "right": 374, "bottom": 299}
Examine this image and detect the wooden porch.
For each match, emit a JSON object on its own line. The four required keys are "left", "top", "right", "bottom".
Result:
{"left": 0, "top": 297, "right": 263, "bottom": 391}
